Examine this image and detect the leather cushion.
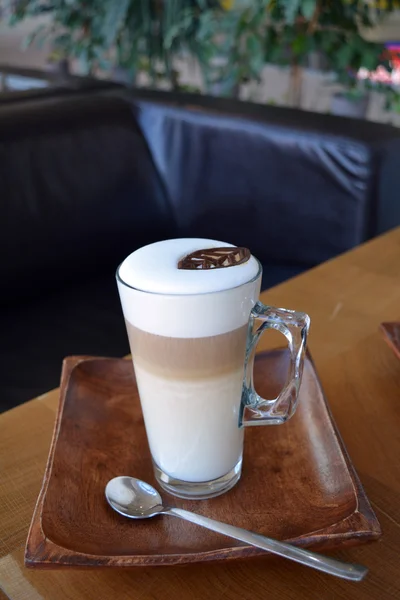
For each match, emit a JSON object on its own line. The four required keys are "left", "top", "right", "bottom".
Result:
{"left": 0, "top": 93, "right": 174, "bottom": 305}
{"left": 136, "top": 100, "right": 376, "bottom": 269}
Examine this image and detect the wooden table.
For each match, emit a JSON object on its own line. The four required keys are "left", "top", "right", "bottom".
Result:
{"left": 1, "top": 228, "right": 400, "bottom": 600}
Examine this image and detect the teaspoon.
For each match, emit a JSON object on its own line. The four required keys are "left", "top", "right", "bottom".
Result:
{"left": 105, "top": 476, "right": 367, "bottom": 582}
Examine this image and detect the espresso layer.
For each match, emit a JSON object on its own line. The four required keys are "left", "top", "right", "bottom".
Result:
{"left": 126, "top": 321, "right": 248, "bottom": 380}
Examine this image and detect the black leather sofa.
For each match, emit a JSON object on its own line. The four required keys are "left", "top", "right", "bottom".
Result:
{"left": 2, "top": 85, "right": 400, "bottom": 411}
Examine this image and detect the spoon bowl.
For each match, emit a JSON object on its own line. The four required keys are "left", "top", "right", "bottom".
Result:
{"left": 105, "top": 476, "right": 164, "bottom": 519}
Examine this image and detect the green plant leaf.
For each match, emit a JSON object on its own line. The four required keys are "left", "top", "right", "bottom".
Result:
{"left": 246, "top": 33, "right": 262, "bottom": 56}
{"left": 336, "top": 43, "right": 354, "bottom": 70}
{"left": 284, "top": 0, "right": 301, "bottom": 24}
{"left": 361, "top": 47, "right": 380, "bottom": 71}
{"left": 6, "top": 0, "right": 399, "bottom": 102}
{"left": 101, "top": 0, "right": 130, "bottom": 47}
{"left": 301, "top": 0, "right": 316, "bottom": 20}
{"left": 292, "top": 33, "right": 307, "bottom": 56}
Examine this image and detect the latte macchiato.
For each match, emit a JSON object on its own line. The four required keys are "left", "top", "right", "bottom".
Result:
{"left": 117, "top": 238, "right": 261, "bottom": 493}
{"left": 118, "top": 238, "right": 310, "bottom": 499}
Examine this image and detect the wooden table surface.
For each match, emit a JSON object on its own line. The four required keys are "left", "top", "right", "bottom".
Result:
{"left": 1, "top": 228, "right": 400, "bottom": 600}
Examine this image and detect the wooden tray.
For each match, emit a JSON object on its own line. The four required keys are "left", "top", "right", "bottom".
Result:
{"left": 25, "top": 351, "right": 381, "bottom": 568}
{"left": 380, "top": 322, "right": 400, "bottom": 361}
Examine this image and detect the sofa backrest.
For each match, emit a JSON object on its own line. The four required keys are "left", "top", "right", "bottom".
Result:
{"left": 133, "top": 90, "right": 400, "bottom": 270}
{"left": 0, "top": 92, "right": 173, "bottom": 304}
{"left": 2, "top": 86, "right": 400, "bottom": 305}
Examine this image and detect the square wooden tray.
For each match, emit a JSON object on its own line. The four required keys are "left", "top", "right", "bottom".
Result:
{"left": 25, "top": 350, "right": 381, "bottom": 568}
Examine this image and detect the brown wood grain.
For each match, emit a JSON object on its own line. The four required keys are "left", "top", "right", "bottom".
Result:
{"left": 24, "top": 351, "right": 380, "bottom": 568}
{"left": 1, "top": 227, "right": 400, "bottom": 598}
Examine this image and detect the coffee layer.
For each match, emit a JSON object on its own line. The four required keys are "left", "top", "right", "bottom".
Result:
{"left": 126, "top": 321, "right": 248, "bottom": 380}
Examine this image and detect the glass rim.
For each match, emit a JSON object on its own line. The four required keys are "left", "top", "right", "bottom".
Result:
{"left": 116, "top": 257, "right": 262, "bottom": 297}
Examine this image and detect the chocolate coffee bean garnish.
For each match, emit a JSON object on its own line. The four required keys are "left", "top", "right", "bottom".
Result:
{"left": 178, "top": 247, "right": 251, "bottom": 270}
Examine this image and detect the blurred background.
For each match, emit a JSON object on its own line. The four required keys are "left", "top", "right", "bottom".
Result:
{"left": 2, "top": 1, "right": 400, "bottom": 412}
{"left": 1, "top": 0, "right": 400, "bottom": 124}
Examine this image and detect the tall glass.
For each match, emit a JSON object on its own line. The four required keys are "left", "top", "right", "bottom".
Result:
{"left": 117, "top": 258, "right": 309, "bottom": 499}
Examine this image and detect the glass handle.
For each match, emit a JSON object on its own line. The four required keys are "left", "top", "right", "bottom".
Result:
{"left": 241, "top": 302, "right": 310, "bottom": 427}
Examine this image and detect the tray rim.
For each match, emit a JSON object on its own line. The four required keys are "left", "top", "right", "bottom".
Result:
{"left": 25, "top": 352, "right": 381, "bottom": 569}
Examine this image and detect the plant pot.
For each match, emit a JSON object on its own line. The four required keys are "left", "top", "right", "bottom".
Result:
{"left": 330, "top": 93, "right": 369, "bottom": 119}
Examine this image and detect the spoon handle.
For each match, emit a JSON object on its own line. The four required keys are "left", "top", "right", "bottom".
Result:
{"left": 166, "top": 507, "right": 367, "bottom": 582}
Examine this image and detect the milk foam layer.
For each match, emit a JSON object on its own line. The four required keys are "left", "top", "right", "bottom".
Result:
{"left": 117, "top": 239, "right": 261, "bottom": 338}
{"left": 118, "top": 238, "right": 259, "bottom": 295}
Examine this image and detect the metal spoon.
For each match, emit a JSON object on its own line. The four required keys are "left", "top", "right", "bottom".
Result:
{"left": 105, "top": 476, "right": 367, "bottom": 582}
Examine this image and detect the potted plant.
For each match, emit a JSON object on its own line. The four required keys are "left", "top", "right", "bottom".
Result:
{"left": 7, "top": 0, "right": 400, "bottom": 118}
{"left": 6, "top": 1, "right": 221, "bottom": 86}
{"left": 217, "top": 1, "right": 399, "bottom": 116}
{"left": 297, "top": 2, "right": 398, "bottom": 118}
